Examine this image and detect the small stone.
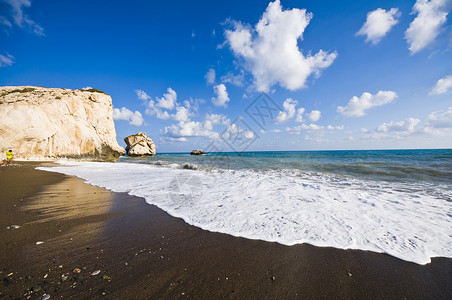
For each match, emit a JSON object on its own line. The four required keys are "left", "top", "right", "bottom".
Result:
{"left": 58, "top": 265, "right": 63, "bottom": 269}
{"left": 32, "top": 285, "right": 42, "bottom": 292}
{"left": 6, "top": 225, "right": 20, "bottom": 229}
{"left": 347, "top": 272, "right": 352, "bottom": 277}
{"left": 271, "top": 276, "right": 276, "bottom": 281}
{"left": 72, "top": 268, "right": 81, "bottom": 274}
{"left": 42, "top": 294, "right": 50, "bottom": 300}
{"left": 102, "top": 275, "right": 110, "bottom": 280}
{"left": 61, "top": 274, "right": 68, "bottom": 281}
{"left": 43, "top": 274, "right": 48, "bottom": 279}
{"left": 90, "top": 270, "right": 101, "bottom": 276}
{"left": 36, "top": 241, "right": 44, "bottom": 245}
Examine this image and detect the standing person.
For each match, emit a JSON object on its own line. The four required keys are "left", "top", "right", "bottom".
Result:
{"left": 6, "top": 149, "right": 12, "bottom": 165}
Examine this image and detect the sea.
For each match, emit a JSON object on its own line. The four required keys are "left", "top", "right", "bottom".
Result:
{"left": 38, "top": 149, "right": 452, "bottom": 265}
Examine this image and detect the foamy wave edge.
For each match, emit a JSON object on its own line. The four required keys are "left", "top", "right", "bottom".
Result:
{"left": 38, "top": 161, "right": 452, "bottom": 265}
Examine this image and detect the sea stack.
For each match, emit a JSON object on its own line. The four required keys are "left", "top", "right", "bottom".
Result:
{"left": 0, "top": 86, "right": 125, "bottom": 162}
{"left": 190, "top": 150, "right": 205, "bottom": 155}
{"left": 124, "top": 132, "right": 156, "bottom": 156}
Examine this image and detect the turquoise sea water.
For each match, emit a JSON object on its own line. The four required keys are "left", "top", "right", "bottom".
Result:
{"left": 119, "top": 149, "right": 452, "bottom": 188}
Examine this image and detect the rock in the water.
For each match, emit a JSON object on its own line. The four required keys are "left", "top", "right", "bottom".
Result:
{"left": 0, "top": 86, "right": 125, "bottom": 162}
{"left": 124, "top": 132, "right": 156, "bottom": 156}
{"left": 190, "top": 150, "right": 205, "bottom": 155}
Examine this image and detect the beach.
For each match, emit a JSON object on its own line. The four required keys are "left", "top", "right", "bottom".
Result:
{"left": 1, "top": 163, "right": 451, "bottom": 299}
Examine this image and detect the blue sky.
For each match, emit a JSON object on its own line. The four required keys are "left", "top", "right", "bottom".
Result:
{"left": 1, "top": 0, "right": 452, "bottom": 152}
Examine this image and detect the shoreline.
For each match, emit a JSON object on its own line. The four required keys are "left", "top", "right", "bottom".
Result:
{"left": 1, "top": 163, "right": 451, "bottom": 298}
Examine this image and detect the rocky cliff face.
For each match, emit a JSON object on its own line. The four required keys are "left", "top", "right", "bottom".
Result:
{"left": 0, "top": 86, "right": 125, "bottom": 161}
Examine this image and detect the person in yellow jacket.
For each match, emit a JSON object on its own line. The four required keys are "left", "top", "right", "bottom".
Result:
{"left": 6, "top": 149, "right": 12, "bottom": 165}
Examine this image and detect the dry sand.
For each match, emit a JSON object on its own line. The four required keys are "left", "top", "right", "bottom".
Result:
{"left": 0, "top": 163, "right": 451, "bottom": 299}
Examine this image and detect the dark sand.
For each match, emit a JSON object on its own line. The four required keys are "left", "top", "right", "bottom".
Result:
{"left": 1, "top": 163, "right": 451, "bottom": 299}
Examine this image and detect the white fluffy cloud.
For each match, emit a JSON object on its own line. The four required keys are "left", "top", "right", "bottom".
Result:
{"left": 430, "top": 74, "right": 452, "bottom": 95}
{"left": 163, "top": 113, "right": 229, "bottom": 142}
{"left": 113, "top": 107, "right": 144, "bottom": 126}
{"left": 275, "top": 98, "right": 298, "bottom": 123}
{"left": 362, "top": 107, "right": 452, "bottom": 140}
{"left": 212, "top": 84, "right": 230, "bottom": 107}
{"left": 172, "top": 106, "right": 191, "bottom": 122}
{"left": 204, "top": 113, "right": 230, "bottom": 130}
{"left": 357, "top": 8, "right": 400, "bottom": 44}
{"left": 405, "top": 0, "right": 451, "bottom": 54}
{"left": 286, "top": 123, "right": 324, "bottom": 132}
{"left": 337, "top": 91, "right": 398, "bottom": 117}
{"left": 1, "top": 0, "right": 44, "bottom": 35}
{"left": 145, "top": 87, "right": 178, "bottom": 118}
{"left": 426, "top": 107, "right": 452, "bottom": 128}
{"left": 285, "top": 123, "right": 343, "bottom": 134}
{"left": 294, "top": 108, "right": 305, "bottom": 123}
{"left": 224, "top": 0, "right": 337, "bottom": 92}
{"left": 205, "top": 68, "right": 216, "bottom": 85}
{"left": 376, "top": 118, "right": 420, "bottom": 133}
{"left": 138, "top": 88, "right": 198, "bottom": 123}
{"left": 363, "top": 117, "right": 422, "bottom": 140}
{"left": 307, "top": 110, "right": 321, "bottom": 122}
{"left": 223, "top": 123, "right": 255, "bottom": 140}
{"left": 221, "top": 71, "right": 245, "bottom": 87}
{"left": 423, "top": 107, "right": 452, "bottom": 136}
{"left": 134, "top": 89, "right": 151, "bottom": 101}
{"left": 275, "top": 98, "right": 320, "bottom": 124}
{"left": 155, "top": 87, "right": 177, "bottom": 110}
{"left": 164, "top": 120, "right": 219, "bottom": 140}
{"left": 0, "top": 53, "right": 15, "bottom": 67}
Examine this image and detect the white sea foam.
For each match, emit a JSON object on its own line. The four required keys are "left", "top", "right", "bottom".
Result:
{"left": 38, "top": 161, "right": 452, "bottom": 265}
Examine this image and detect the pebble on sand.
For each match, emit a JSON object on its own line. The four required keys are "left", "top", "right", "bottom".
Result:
{"left": 90, "top": 270, "right": 101, "bottom": 276}
{"left": 36, "top": 241, "right": 44, "bottom": 245}
{"left": 42, "top": 294, "right": 50, "bottom": 300}
{"left": 72, "top": 268, "right": 81, "bottom": 274}
{"left": 6, "top": 225, "right": 21, "bottom": 229}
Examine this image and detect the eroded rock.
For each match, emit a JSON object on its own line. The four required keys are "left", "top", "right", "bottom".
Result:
{"left": 124, "top": 132, "right": 156, "bottom": 156}
{"left": 0, "top": 86, "right": 125, "bottom": 161}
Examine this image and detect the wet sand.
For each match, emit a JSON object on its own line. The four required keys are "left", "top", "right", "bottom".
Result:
{"left": 1, "top": 163, "right": 451, "bottom": 299}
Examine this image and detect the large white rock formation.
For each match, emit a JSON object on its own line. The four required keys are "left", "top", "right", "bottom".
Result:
{"left": 0, "top": 86, "right": 125, "bottom": 161}
{"left": 124, "top": 132, "right": 156, "bottom": 156}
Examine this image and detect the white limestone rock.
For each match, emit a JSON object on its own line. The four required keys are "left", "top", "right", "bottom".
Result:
{"left": 124, "top": 132, "right": 156, "bottom": 156}
{"left": 0, "top": 86, "right": 125, "bottom": 162}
